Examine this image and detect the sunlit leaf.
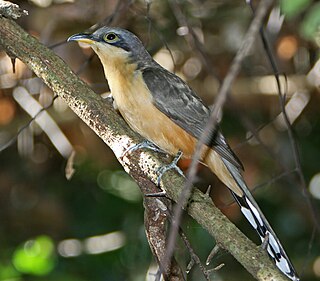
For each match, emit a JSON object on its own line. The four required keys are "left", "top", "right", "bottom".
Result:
{"left": 29, "top": 0, "right": 52, "bottom": 8}
{"left": 12, "top": 236, "right": 56, "bottom": 276}
{"left": 280, "top": 0, "right": 311, "bottom": 18}
{"left": 300, "top": 3, "right": 320, "bottom": 43}
{"left": 97, "top": 170, "right": 141, "bottom": 202}
{"left": 0, "top": 263, "right": 21, "bottom": 280}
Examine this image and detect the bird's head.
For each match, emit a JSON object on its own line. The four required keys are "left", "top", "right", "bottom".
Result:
{"left": 68, "top": 27, "right": 154, "bottom": 70}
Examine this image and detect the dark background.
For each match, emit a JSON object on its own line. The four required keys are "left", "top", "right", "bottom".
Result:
{"left": 0, "top": 0, "right": 319, "bottom": 280}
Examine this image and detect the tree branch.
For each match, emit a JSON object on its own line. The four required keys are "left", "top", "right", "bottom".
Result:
{"left": 164, "top": 0, "right": 276, "bottom": 274}
{"left": 142, "top": 177, "right": 185, "bottom": 280}
{"left": 0, "top": 5, "right": 289, "bottom": 281}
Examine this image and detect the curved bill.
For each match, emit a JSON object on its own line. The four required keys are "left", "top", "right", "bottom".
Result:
{"left": 67, "top": 33, "right": 95, "bottom": 44}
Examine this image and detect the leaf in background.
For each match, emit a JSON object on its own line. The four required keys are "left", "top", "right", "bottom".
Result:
{"left": 12, "top": 236, "right": 56, "bottom": 276}
{"left": 280, "top": 0, "right": 311, "bottom": 18}
{"left": 300, "top": 3, "right": 320, "bottom": 43}
{"left": 0, "top": 263, "right": 21, "bottom": 280}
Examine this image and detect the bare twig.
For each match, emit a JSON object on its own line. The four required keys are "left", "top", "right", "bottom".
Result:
{"left": 144, "top": 195, "right": 185, "bottom": 280}
{"left": 249, "top": 0, "right": 320, "bottom": 233}
{"left": 164, "top": 203, "right": 211, "bottom": 280}
{"left": 300, "top": 226, "right": 316, "bottom": 279}
{"left": 87, "top": 0, "right": 132, "bottom": 33}
{"left": 179, "top": 230, "right": 211, "bottom": 281}
{"left": 145, "top": 0, "right": 152, "bottom": 46}
{"left": 262, "top": 24, "right": 319, "bottom": 281}
{"left": 0, "top": 3, "right": 288, "bottom": 280}
{"left": 168, "top": 0, "right": 221, "bottom": 81}
{"left": 0, "top": 49, "right": 94, "bottom": 154}
{"left": 65, "top": 150, "right": 76, "bottom": 180}
{"left": 0, "top": 95, "right": 58, "bottom": 153}
{"left": 261, "top": 232, "right": 270, "bottom": 250}
{"left": 248, "top": 2, "right": 319, "bottom": 277}
{"left": 144, "top": 17, "right": 176, "bottom": 73}
{"left": 49, "top": 0, "right": 132, "bottom": 50}
{"left": 0, "top": 0, "right": 27, "bottom": 19}
{"left": 206, "top": 244, "right": 221, "bottom": 266}
{"left": 163, "top": 0, "right": 275, "bottom": 273}
{"left": 252, "top": 169, "right": 297, "bottom": 192}
{"left": 218, "top": 169, "right": 297, "bottom": 210}
{"left": 210, "top": 263, "right": 225, "bottom": 272}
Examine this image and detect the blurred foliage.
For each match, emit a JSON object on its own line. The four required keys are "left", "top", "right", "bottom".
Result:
{"left": 280, "top": 0, "right": 312, "bottom": 18}
{"left": 280, "top": 0, "right": 320, "bottom": 44}
{"left": 0, "top": 0, "right": 320, "bottom": 280}
{"left": 12, "top": 235, "right": 56, "bottom": 276}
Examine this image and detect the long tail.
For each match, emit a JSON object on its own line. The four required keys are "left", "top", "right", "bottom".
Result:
{"left": 221, "top": 158, "right": 299, "bottom": 281}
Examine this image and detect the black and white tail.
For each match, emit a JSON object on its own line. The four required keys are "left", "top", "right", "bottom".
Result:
{"left": 222, "top": 159, "right": 299, "bottom": 281}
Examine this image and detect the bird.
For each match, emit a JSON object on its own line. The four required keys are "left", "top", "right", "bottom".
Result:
{"left": 68, "top": 26, "right": 299, "bottom": 281}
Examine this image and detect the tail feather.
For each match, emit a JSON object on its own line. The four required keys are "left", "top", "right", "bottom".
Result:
{"left": 222, "top": 158, "right": 299, "bottom": 281}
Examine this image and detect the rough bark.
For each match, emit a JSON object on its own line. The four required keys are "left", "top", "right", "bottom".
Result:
{"left": 0, "top": 3, "right": 289, "bottom": 280}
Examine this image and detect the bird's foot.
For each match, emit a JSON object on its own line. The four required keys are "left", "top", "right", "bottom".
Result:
{"left": 145, "top": 191, "right": 167, "bottom": 197}
{"left": 121, "top": 140, "right": 166, "bottom": 159}
{"left": 261, "top": 232, "right": 269, "bottom": 250}
{"left": 156, "top": 150, "right": 184, "bottom": 186}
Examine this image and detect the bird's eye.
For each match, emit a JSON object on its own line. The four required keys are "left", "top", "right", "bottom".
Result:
{"left": 104, "top": 32, "right": 118, "bottom": 43}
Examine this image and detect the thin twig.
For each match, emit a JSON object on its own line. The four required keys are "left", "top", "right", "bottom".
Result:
{"left": 168, "top": 0, "right": 221, "bottom": 82}
{"left": 0, "top": 46, "right": 95, "bottom": 155}
{"left": 127, "top": 2, "right": 177, "bottom": 73}
{"left": 300, "top": 226, "right": 316, "bottom": 279}
{"left": 248, "top": 0, "right": 320, "bottom": 233}
{"left": 252, "top": 169, "right": 297, "bottom": 192}
{"left": 145, "top": 0, "right": 152, "bottom": 47}
{"left": 89, "top": 0, "right": 132, "bottom": 32}
{"left": 163, "top": 0, "right": 274, "bottom": 273}
{"left": 0, "top": 0, "right": 28, "bottom": 19}
{"left": 218, "top": 169, "right": 297, "bottom": 210}
{"left": 0, "top": 95, "right": 58, "bottom": 153}
{"left": 144, "top": 17, "right": 176, "bottom": 74}
{"left": 206, "top": 244, "right": 221, "bottom": 266}
{"left": 179, "top": 230, "right": 211, "bottom": 281}
{"left": 249, "top": 3, "right": 320, "bottom": 276}
{"left": 49, "top": 1, "right": 131, "bottom": 50}
{"left": 75, "top": 53, "right": 95, "bottom": 76}
{"left": 0, "top": 4, "right": 290, "bottom": 279}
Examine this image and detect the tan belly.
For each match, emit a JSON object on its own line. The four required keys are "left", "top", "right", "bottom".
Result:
{"left": 107, "top": 66, "right": 242, "bottom": 196}
{"left": 115, "top": 77, "right": 197, "bottom": 156}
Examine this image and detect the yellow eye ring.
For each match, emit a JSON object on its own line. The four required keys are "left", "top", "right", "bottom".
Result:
{"left": 104, "top": 32, "right": 119, "bottom": 43}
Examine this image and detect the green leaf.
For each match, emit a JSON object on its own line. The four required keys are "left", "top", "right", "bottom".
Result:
{"left": 12, "top": 235, "right": 56, "bottom": 276}
{"left": 0, "top": 263, "right": 21, "bottom": 280}
{"left": 300, "top": 3, "right": 320, "bottom": 42}
{"left": 280, "top": 0, "right": 311, "bottom": 18}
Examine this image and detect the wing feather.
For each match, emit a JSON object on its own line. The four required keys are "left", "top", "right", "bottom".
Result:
{"left": 142, "top": 66, "right": 243, "bottom": 170}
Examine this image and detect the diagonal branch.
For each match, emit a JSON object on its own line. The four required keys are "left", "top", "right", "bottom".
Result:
{"left": 163, "top": 0, "right": 276, "bottom": 276}
{"left": 0, "top": 4, "right": 288, "bottom": 281}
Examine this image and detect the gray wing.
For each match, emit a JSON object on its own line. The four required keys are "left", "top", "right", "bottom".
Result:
{"left": 142, "top": 67, "right": 243, "bottom": 170}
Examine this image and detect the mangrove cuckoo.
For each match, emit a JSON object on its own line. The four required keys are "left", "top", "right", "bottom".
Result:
{"left": 68, "top": 27, "right": 299, "bottom": 281}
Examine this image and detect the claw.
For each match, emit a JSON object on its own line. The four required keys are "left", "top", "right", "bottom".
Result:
{"left": 186, "top": 258, "right": 195, "bottom": 274}
{"left": 206, "top": 244, "right": 220, "bottom": 265}
{"left": 121, "top": 140, "right": 166, "bottom": 159}
{"left": 261, "top": 232, "right": 269, "bottom": 250}
{"left": 145, "top": 191, "right": 167, "bottom": 197}
{"left": 156, "top": 150, "right": 184, "bottom": 186}
{"left": 205, "top": 185, "right": 212, "bottom": 196}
